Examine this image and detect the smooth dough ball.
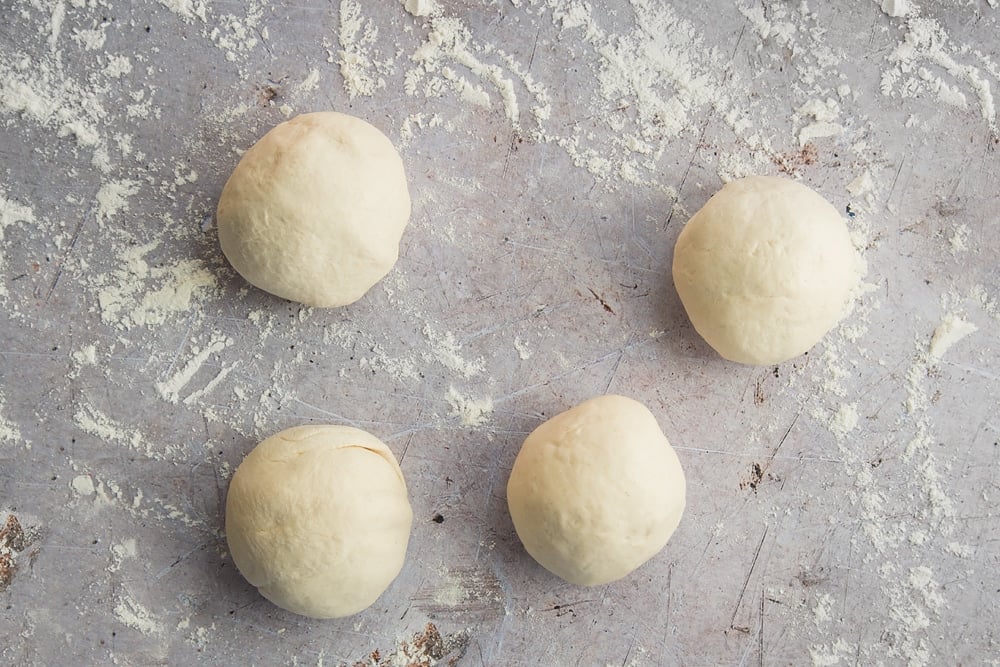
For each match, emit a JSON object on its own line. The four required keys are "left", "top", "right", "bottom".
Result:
{"left": 672, "top": 176, "right": 861, "bottom": 365}
{"left": 225, "top": 425, "right": 413, "bottom": 618}
{"left": 216, "top": 112, "right": 411, "bottom": 307}
{"left": 506, "top": 395, "right": 686, "bottom": 586}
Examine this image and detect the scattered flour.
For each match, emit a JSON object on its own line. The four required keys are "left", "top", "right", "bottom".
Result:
{"left": 94, "top": 242, "right": 216, "bottom": 330}
{"left": 0, "top": 189, "right": 37, "bottom": 298}
{"left": 879, "top": 0, "right": 911, "bottom": 18}
{"left": 114, "top": 593, "right": 163, "bottom": 635}
{"left": 71, "top": 475, "right": 96, "bottom": 496}
{"left": 445, "top": 386, "right": 494, "bottom": 427}
{"left": 422, "top": 325, "right": 485, "bottom": 378}
{"left": 928, "top": 314, "right": 977, "bottom": 362}
{"left": 881, "top": 16, "right": 997, "bottom": 132}
{"left": 74, "top": 403, "right": 183, "bottom": 462}
{"left": 338, "top": 0, "right": 388, "bottom": 97}
{"left": 156, "top": 334, "right": 233, "bottom": 404}
{"left": 0, "top": 394, "right": 23, "bottom": 446}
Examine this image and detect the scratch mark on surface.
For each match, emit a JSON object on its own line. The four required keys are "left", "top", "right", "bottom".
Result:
{"left": 730, "top": 525, "right": 768, "bottom": 629}
{"left": 289, "top": 398, "right": 361, "bottom": 428}
{"left": 588, "top": 287, "right": 616, "bottom": 314}
{"left": 887, "top": 158, "right": 905, "bottom": 203}
{"left": 761, "top": 411, "right": 799, "bottom": 478}
{"left": 759, "top": 590, "right": 765, "bottom": 667}
{"left": 44, "top": 203, "right": 93, "bottom": 302}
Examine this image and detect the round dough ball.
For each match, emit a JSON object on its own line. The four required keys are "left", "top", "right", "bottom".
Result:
{"left": 217, "top": 112, "right": 411, "bottom": 307}
{"left": 672, "top": 176, "right": 860, "bottom": 365}
{"left": 225, "top": 425, "right": 413, "bottom": 618}
{"left": 506, "top": 395, "right": 686, "bottom": 586}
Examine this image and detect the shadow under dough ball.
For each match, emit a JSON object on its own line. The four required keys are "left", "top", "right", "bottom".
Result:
{"left": 671, "top": 175, "right": 864, "bottom": 365}
{"left": 506, "top": 395, "right": 686, "bottom": 586}
{"left": 225, "top": 425, "right": 413, "bottom": 618}
{"left": 216, "top": 111, "right": 411, "bottom": 308}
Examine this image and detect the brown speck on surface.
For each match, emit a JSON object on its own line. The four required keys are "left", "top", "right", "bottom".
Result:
{"left": 349, "top": 622, "right": 469, "bottom": 667}
{"left": 741, "top": 462, "right": 765, "bottom": 492}
{"left": 754, "top": 379, "right": 765, "bottom": 406}
{"left": 587, "top": 288, "right": 616, "bottom": 315}
{"left": 0, "top": 514, "right": 33, "bottom": 591}
{"left": 774, "top": 142, "right": 818, "bottom": 175}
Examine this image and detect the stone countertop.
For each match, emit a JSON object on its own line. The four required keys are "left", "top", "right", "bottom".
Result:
{"left": 0, "top": 1, "right": 998, "bottom": 665}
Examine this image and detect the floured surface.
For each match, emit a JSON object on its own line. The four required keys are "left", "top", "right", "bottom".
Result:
{"left": 0, "top": 1, "right": 998, "bottom": 665}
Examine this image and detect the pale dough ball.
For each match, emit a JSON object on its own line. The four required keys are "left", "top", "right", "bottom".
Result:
{"left": 506, "top": 395, "right": 686, "bottom": 586}
{"left": 217, "top": 112, "right": 411, "bottom": 307}
{"left": 225, "top": 425, "right": 413, "bottom": 618}
{"left": 672, "top": 176, "right": 860, "bottom": 365}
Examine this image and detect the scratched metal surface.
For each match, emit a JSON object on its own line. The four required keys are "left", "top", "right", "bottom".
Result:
{"left": 1, "top": 1, "right": 999, "bottom": 665}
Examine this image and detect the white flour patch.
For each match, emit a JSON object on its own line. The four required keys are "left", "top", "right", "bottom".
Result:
{"left": 947, "top": 224, "right": 969, "bottom": 254}
{"left": 0, "top": 393, "right": 23, "bottom": 447}
{"left": 445, "top": 386, "right": 493, "bottom": 427}
{"left": 0, "top": 189, "right": 37, "bottom": 298}
{"left": 0, "top": 51, "right": 106, "bottom": 150}
{"left": 928, "top": 314, "right": 977, "bottom": 362}
{"left": 156, "top": 334, "right": 233, "bottom": 404}
{"left": 158, "top": 0, "right": 208, "bottom": 23}
{"left": 109, "top": 537, "right": 138, "bottom": 573}
{"left": 829, "top": 403, "right": 859, "bottom": 439}
{"left": 422, "top": 325, "right": 485, "bottom": 378}
{"left": 71, "top": 475, "right": 96, "bottom": 496}
{"left": 114, "top": 592, "right": 163, "bottom": 635}
{"left": 881, "top": 16, "right": 997, "bottom": 132}
{"left": 812, "top": 592, "right": 834, "bottom": 626}
{"left": 403, "top": 0, "right": 439, "bottom": 17}
{"left": 95, "top": 179, "right": 139, "bottom": 225}
{"left": 809, "top": 638, "right": 853, "bottom": 666}
{"left": 72, "top": 344, "right": 98, "bottom": 366}
{"left": 74, "top": 403, "right": 182, "bottom": 462}
{"left": 182, "top": 364, "right": 237, "bottom": 406}
{"left": 94, "top": 242, "right": 216, "bottom": 330}
{"left": 338, "top": 0, "right": 388, "bottom": 97}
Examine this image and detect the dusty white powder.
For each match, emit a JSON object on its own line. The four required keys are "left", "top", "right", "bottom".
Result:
{"left": 94, "top": 242, "right": 216, "bottom": 330}
{"left": 156, "top": 335, "right": 233, "bottom": 404}
{"left": 71, "top": 474, "right": 96, "bottom": 496}
{"left": 796, "top": 98, "right": 845, "bottom": 146}
{"left": 445, "top": 386, "right": 494, "bottom": 427}
{"left": 158, "top": 0, "right": 207, "bottom": 23}
{"left": 879, "top": 0, "right": 911, "bottom": 18}
{"left": 882, "top": 17, "right": 997, "bottom": 132}
{"left": 422, "top": 324, "right": 484, "bottom": 378}
{"left": 513, "top": 337, "right": 533, "bottom": 360}
{"left": 95, "top": 179, "right": 139, "bottom": 225}
{"left": 809, "top": 638, "right": 853, "bottom": 666}
{"left": 928, "top": 314, "right": 977, "bottom": 362}
{"left": 338, "top": 0, "right": 388, "bottom": 98}
{"left": 74, "top": 403, "right": 183, "bottom": 462}
{"left": 0, "top": 190, "right": 37, "bottom": 298}
{"left": 403, "top": 0, "right": 439, "bottom": 17}
{"left": 114, "top": 593, "right": 163, "bottom": 635}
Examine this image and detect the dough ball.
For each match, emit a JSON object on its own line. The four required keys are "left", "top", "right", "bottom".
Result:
{"left": 672, "top": 176, "right": 861, "bottom": 365}
{"left": 217, "top": 112, "right": 411, "bottom": 307}
{"left": 225, "top": 425, "right": 413, "bottom": 618}
{"left": 506, "top": 395, "right": 686, "bottom": 586}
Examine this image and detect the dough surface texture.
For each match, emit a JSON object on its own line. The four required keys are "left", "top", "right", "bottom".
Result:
{"left": 225, "top": 425, "right": 412, "bottom": 618}
{"left": 672, "top": 175, "right": 860, "bottom": 365}
{"left": 217, "top": 112, "right": 410, "bottom": 307}
{"left": 506, "top": 395, "right": 686, "bottom": 586}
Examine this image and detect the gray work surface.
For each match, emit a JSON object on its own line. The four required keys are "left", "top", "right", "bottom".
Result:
{"left": 1, "top": 1, "right": 998, "bottom": 665}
